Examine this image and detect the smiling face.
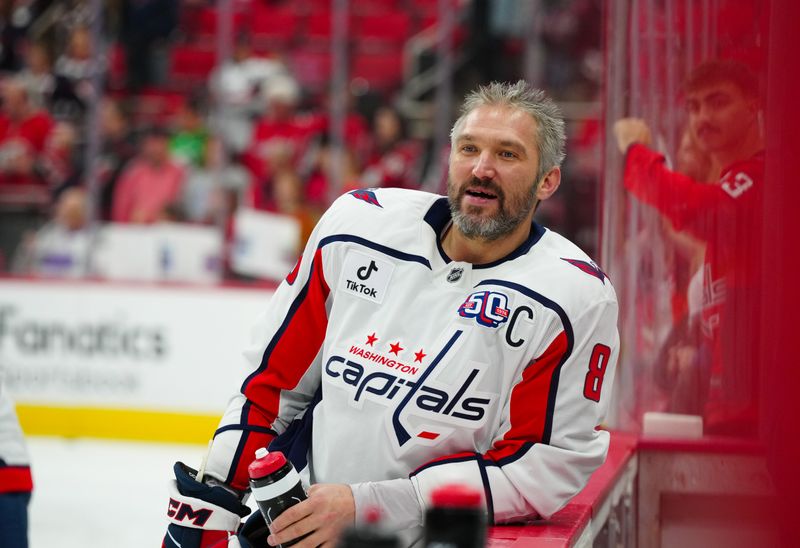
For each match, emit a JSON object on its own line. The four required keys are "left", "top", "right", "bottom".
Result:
{"left": 447, "top": 104, "right": 559, "bottom": 241}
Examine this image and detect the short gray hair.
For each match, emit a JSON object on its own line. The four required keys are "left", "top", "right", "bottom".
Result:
{"left": 450, "top": 80, "right": 566, "bottom": 183}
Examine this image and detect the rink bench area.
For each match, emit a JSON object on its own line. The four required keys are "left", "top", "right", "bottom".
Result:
{"left": 635, "top": 436, "right": 775, "bottom": 547}
{"left": 487, "top": 433, "right": 775, "bottom": 547}
{"left": 488, "top": 431, "right": 638, "bottom": 547}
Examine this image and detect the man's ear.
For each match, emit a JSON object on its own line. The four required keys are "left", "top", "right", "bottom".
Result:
{"left": 535, "top": 166, "right": 561, "bottom": 201}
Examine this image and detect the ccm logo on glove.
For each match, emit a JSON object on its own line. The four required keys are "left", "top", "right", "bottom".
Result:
{"left": 167, "top": 498, "right": 213, "bottom": 526}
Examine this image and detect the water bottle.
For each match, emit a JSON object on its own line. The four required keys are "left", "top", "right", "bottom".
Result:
{"left": 423, "top": 484, "right": 487, "bottom": 548}
{"left": 248, "top": 448, "right": 308, "bottom": 547}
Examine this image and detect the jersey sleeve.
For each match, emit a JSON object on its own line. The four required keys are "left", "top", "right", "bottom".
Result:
{"left": 204, "top": 209, "right": 336, "bottom": 491}
{"left": 409, "top": 297, "right": 619, "bottom": 522}
{"left": 623, "top": 143, "right": 738, "bottom": 240}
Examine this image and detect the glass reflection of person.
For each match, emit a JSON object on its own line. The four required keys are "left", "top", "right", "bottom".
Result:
{"left": 614, "top": 60, "right": 764, "bottom": 436}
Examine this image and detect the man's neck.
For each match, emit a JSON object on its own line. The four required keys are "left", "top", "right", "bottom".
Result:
{"left": 442, "top": 218, "right": 533, "bottom": 265}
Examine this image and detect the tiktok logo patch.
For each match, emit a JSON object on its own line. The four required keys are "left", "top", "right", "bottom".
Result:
{"left": 341, "top": 250, "right": 395, "bottom": 304}
{"left": 357, "top": 260, "right": 379, "bottom": 280}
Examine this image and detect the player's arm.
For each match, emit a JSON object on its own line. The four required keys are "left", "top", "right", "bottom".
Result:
{"left": 203, "top": 234, "right": 332, "bottom": 491}
{"left": 164, "top": 208, "right": 337, "bottom": 547}
{"left": 409, "top": 298, "right": 619, "bottom": 523}
{"left": 621, "top": 143, "right": 740, "bottom": 238}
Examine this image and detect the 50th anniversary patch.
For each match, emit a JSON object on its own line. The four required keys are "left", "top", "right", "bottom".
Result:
{"left": 340, "top": 250, "right": 395, "bottom": 304}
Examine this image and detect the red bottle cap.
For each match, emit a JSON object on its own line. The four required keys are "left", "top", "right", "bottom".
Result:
{"left": 363, "top": 506, "right": 382, "bottom": 524}
{"left": 247, "top": 449, "right": 288, "bottom": 479}
{"left": 430, "top": 484, "right": 483, "bottom": 508}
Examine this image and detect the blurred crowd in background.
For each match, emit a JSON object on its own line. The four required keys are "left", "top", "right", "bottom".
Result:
{"left": 0, "top": 0, "right": 775, "bottom": 442}
{"left": 0, "top": 0, "right": 604, "bottom": 281}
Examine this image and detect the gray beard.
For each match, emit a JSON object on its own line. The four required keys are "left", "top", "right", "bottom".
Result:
{"left": 449, "top": 205, "right": 525, "bottom": 241}
{"left": 447, "top": 179, "right": 538, "bottom": 242}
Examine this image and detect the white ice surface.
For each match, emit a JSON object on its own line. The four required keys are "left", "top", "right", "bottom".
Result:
{"left": 26, "top": 436, "right": 215, "bottom": 547}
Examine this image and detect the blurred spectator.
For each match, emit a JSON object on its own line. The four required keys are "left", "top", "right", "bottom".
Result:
{"left": 248, "top": 135, "right": 290, "bottom": 209}
{"left": 244, "top": 75, "right": 316, "bottom": 198}
{"left": 11, "top": 185, "right": 90, "bottom": 277}
{"left": 0, "top": 76, "right": 54, "bottom": 269}
{"left": 181, "top": 136, "right": 249, "bottom": 224}
{"left": 51, "top": 25, "right": 100, "bottom": 122}
{"left": 35, "top": 0, "right": 98, "bottom": 58}
{"left": 120, "top": 0, "right": 179, "bottom": 91}
{"left": 614, "top": 59, "right": 764, "bottom": 435}
{"left": 361, "top": 106, "right": 421, "bottom": 189}
{"left": 169, "top": 94, "right": 209, "bottom": 168}
{"left": 667, "top": 129, "right": 715, "bottom": 318}
{"left": 59, "top": 0, "right": 94, "bottom": 32}
{"left": 650, "top": 128, "right": 714, "bottom": 415}
{"left": 17, "top": 42, "right": 55, "bottom": 110}
{"left": 0, "top": 77, "right": 55, "bottom": 188}
{"left": 651, "top": 313, "right": 706, "bottom": 415}
{"left": 313, "top": 90, "right": 371, "bottom": 165}
{"left": 39, "top": 120, "right": 81, "bottom": 194}
{"left": 209, "top": 36, "right": 296, "bottom": 153}
{"left": 97, "top": 98, "right": 135, "bottom": 220}
{"left": 271, "top": 167, "right": 316, "bottom": 252}
{"left": 303, "top": 137, "right": 362, "bottom": 211}
{"left": 111, "top": 126, "right": 186, "bottom": 223}
{"left": 540, "top": 0, "right": 603, "bottom": 99}
{"left": 0, "top": 0, "right": 35, "bottom": 72}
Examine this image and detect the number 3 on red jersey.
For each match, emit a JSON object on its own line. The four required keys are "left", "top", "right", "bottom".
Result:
{"left": 583, "top": 343, "right": 612, "bottom": 402}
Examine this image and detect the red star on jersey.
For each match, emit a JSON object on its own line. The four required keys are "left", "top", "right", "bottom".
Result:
{"left": 389, "top": 342, "right": 404, "bottom": 356}
{"left": 366, "top": 333, "right": 378, "bottom": 346}
{"left": 414, "top": 349, "right": 426, "bottom": 363}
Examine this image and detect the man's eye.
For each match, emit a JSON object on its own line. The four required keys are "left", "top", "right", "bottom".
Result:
{"left": 500, "top": 151, "right": 517, "bottom": 159}
{"left": 461, "top": 145, "right": 477, "bottom": 153}
{"left": 709, "top": 97, "right": 730, "bottom": 109}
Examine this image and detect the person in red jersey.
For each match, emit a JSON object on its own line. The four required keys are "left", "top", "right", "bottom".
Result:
{"left": 0, "top": 78, "right": 55, "bottom": 189}
{"left": 614, "top": 59, "right": 763, "bottom": 436}
{"left": 362, "top": 106, "right": 423, "bottom": 191}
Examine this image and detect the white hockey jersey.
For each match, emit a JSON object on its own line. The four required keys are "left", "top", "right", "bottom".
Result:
{"left": 205, "top": 188, "right": 619, "bottom": 529}
{"left": 0, "top": 382, "right": 33, "bottom": 494}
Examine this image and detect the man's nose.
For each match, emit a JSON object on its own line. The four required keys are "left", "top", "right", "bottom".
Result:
{"left": 472, "top": 152, "right": 496, "bottom": 180}
{"left": 695, "top": 104, "right": 712, "bottom": 123}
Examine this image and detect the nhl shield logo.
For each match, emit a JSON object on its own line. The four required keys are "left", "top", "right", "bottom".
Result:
{"left": 446, "top": 267, "right": 464, "bottom": 283}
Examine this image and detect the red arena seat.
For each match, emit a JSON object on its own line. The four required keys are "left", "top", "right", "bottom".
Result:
{"left": 353, "top": 12, "right": 412, "bottom": 50}
{"left": 195, "top": 6, "right": 247, "bottom": 36}
{"left": 351, "top": 51, "right": 405, "bottom": 92}
{"left": 250, "top": 8, "right": 301, "bottom": 51}
{"left": 169, "top": 46, "right": 217, "bottom": 90}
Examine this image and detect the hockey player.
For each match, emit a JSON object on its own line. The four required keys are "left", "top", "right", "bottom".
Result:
{"left": 164, "top": 81, "right": 619, "bottom": 547}
{"left": 0, "top": 384, "right": 33, "bottom": 547}
{"left": 614, "top": 60, "right": 763, "bottom": 436}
